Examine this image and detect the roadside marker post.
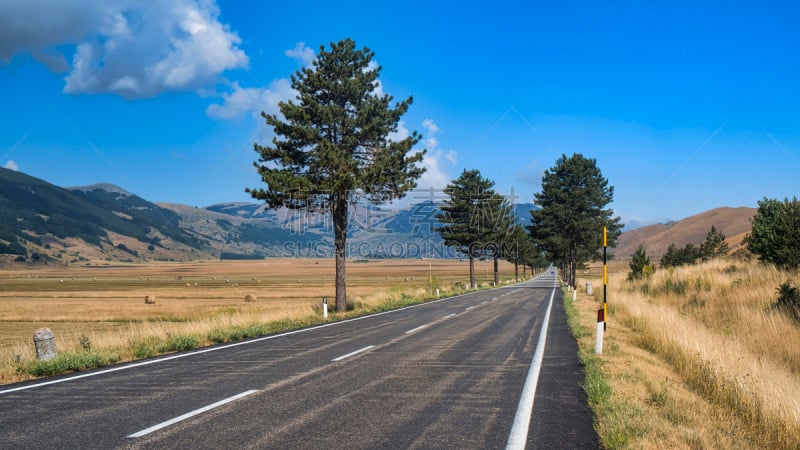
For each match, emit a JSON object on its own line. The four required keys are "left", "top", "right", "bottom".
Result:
{"left": 595, "top": 226, "right": 608, "bottom": 354}
{"left": 603, "top": 226, "right": 608, "bottom": 330}
{"left": 323, "top": 297, "right": 328, "bottom": 319}
{"left": 595, "top": 308, "right": 604, "bottom": 354}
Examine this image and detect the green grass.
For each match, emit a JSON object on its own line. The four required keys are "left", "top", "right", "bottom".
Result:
{"left": 562, "top": 287, "right": 643, "bottom": 449}
{"left": 18, "top": 350, "right": 121, "bottom": 377}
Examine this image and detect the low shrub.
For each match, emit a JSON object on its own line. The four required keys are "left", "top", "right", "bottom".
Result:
{"left": 775, "top": 281, "right": 800, "bottom": 323}
{"left": 18, "top": 351, "right": 120, "bottom": 377}
{"left": 159, "top": 334, "right": 200, "bottom": 353}
{"left": 129, "top": 336, "right": 161, "bottom": 358}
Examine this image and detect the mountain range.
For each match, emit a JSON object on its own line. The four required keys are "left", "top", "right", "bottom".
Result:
{"left": 0, "top": 168, "right": 755, "bottom": 265}
{"left": 0, "top": 168, "right": 537, "bottom": 264}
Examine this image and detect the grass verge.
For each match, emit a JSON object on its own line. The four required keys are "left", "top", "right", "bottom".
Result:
{"left": 563, "top": 287, "right": 648, "bottom": 448}
{"left": 573, "top": 259, "right": 800, "bottom": 449}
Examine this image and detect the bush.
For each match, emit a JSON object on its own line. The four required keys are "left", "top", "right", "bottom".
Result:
{"left": 628, "top": 245, "right": 655, "bottom": 281}
{"left": 78, "top": 334, "right": 92, "bottom": 352}
{"left": 129, "top": 336, "right": 161, "bottom": 358}
{"left": 159, "top": 334, "right": 200, "bottom": 353}
{"left": 18, "top": 351, "right": 120, "bottom": 377}
{"left": 746, "top": 197, "right": 800, "bottom": 270}
{"left": 775, "top": 281, "right": 800, "bottom": 323}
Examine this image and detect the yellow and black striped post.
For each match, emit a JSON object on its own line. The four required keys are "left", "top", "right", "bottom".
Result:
{"left": 603, "top": 226, "right": 608, "bottom": 330}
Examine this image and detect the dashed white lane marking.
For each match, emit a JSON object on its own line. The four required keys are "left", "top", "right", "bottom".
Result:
{"left": 127, "top": 389, "right": 259, "bottom": 438}
{"left": 331, "top": 345, "right": 375, "bottom": 362}
{"left": 405, "top": 324, "right": 429, "bottom": 334}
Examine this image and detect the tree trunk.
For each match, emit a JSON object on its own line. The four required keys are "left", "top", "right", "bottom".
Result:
{"left": 570, "top": 244, "right": 577, "bottom": 290}
{"left": 515, "top": 260, "right": 519, "bottom": 282}
{"left": 493, "top": 257, "right": 499, "bottom": 285}
{"left": 469, "top": 255, "right": 476, "bottom": 289}
{"left": 333, "top": 194, "right": 348, "bottom": 312}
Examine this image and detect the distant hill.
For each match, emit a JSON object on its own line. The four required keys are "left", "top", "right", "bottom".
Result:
{"left": 614, "top": 207, "right": 755, "bottom": 260}
{"left": 0, "top": 168, "right": 214, "bottom": 263}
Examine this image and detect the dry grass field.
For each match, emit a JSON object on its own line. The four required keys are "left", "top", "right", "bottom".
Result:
{"left": 573, "top": 259, "right": 800, "bottom": 448}
{"left": 0, "top": 258, "right": 518, "bottom": 384}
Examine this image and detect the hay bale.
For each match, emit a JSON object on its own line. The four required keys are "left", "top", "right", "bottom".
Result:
{"left": 245, "top": 294, "right": 256, "bottom": 303}
{"left": 144, "top": 295, "right": 156, "bottom": 304}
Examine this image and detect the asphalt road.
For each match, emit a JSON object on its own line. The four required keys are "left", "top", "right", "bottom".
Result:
{"left": 0, "top": 270, "right": 598, "bottom": 449}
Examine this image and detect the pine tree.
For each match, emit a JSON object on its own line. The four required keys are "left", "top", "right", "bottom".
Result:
{"left": 436, "top": 169, "right": 505, "bottom": 288}
{"left": 745, "top": 197, "right": 800, "bottom": 270}
{"left": 700, "top": 225, "right": 729, "bottom": 260}
{"left": 660, "top": 243, "right": 700, "bottom": 268}
{"left": 247, "top": 38, "right": 425, "bottom": 312}
{"left": 504, "top": 224, "right": 542, "bottom": 281}
{"left": 628, "top": 245, "right": 655, "bottom": 280}
{"left": 488, "top": 191, "right": 515, "bottom": 285}
{"left": 528, "top": 154, "right": 623, "bottom": 288}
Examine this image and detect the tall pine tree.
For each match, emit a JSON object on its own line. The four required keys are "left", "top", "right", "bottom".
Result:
{"left": 528, "top": 154, "right": 623, "bottom": 288}
{"left": 436, "top": 169, "right": 506, "bottom": 288}
{"left": 247, "top": 38, "right": 426, "bottom": 312}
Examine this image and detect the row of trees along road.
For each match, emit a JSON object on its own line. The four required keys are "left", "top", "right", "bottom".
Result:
{"left": 247, "top": 37, "right": 621, "bottom": 311}
{"left": 434, "top": 169, "right": 544, "bottom": 289}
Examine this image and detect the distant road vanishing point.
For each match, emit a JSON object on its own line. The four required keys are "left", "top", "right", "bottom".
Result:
{"left": 0, "top": 270, "right": 598, "bottom": 449}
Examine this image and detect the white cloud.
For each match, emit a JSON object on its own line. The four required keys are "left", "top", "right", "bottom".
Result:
{"left": 206, "top": 79, "right": 295, "bottom": 119}
{"left": 388, "top": 120, "right": 409, "bottom": 142}
{"left": 417, "top": 150, "right": 456, "bottom": 190}
{"left": 0, "top": 0, "right": 248, "bottom": 98}
{"left": 415, "top": 119, "right": 457, "bottom": 190}
{"left": 422, "top": 118, "right": 440, "bottom": 135}
{"left": 4, "top": 160, "right": 19, "bottom": 171}
{"left": 515, "top": 160, "right": 543, "bottom": 187}
{"left": 284, "top": 42, "right": 315, "bottom": 67}
{"left": 365, "top": 60, "right": 385, "bottom": 97}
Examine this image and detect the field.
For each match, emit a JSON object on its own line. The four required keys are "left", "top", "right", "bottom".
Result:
{"left": 0, "top": 258, "right": 519, "bottom": 384}
{"left": 572, "top": 259, "right": 800, "bottom": 448}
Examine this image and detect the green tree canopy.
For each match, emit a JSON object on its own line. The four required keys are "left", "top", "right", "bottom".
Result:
{"left": 247, "top": 38, "right": 426, "bottom": 311}
{"left": 700, "top": 225, "right": 729, "bottom": 260}
{"left": 660, "top": 243, "right": 700, "bottom": 268}
{"left": 528, "top": 153, "right": 623, "bottom": 288}
{"left": 628, "top": 245, "right": 655, "bottom": 281}
{"left": 504, "top": 223, "right": 544, "bottom": 281}
{"left": 435, "top": 169, "right": 508, "bottom": 288}
{"left": 745, "top": 197, "right": 800, "bottom": 270}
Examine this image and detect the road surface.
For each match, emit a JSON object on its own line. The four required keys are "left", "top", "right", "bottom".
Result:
{"left": 0, "top": 270, "right": 597, "bottom": 449}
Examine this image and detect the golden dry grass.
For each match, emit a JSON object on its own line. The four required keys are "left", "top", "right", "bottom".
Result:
{"left": 0, "top": 258, "right": 519, "bottom": 384}
{"left": 574, "top": 259, "right": 800, "bottom": 448}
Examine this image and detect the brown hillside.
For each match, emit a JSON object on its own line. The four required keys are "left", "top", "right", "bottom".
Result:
{"left": 614, "top": 207, "right": 755, "bottom": 260}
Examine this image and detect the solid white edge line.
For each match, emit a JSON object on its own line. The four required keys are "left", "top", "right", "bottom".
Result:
{"left": 331, "top": 345, "right": 375, "bottom": 362}
{"left": 443, "top": 313, "right": 456, "bottom": 319}
{"left": 505, "top": 286, "right": 556, "bottom": 450}
{"left": 405, "top": 324, "right": 429, "bottom": 334}
{"left": 127, "top": 389, "right": 259, "bottom": 438}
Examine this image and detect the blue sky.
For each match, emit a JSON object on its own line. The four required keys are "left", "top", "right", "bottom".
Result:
{"left": 1, "top": 1, "right": 798, "bottom": 229}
